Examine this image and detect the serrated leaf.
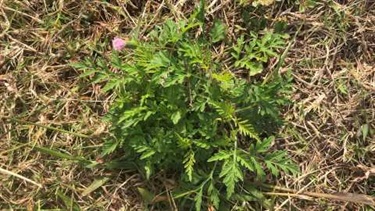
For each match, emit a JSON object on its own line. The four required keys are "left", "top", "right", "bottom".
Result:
{"left": 265, "top": 151, "right": 286, "bottom": 160}
{"left": 232, "top": 36, "right": 244, "bottom": 59}
{"left": 78, "top": 69, "right": 97, "bottom": 78}
{"left": 92, "top": 72, "right": 109, "bottom": 84}
{"left": 208, "top": 150, "right": 231, "bottom": 162}
{"left": 195, "top": 187, "right": 203, "bottom": 211}
{"left": 235, "top": 118, "right": 260, "bottom": 141}
{"left": 220, "top": 159, "right": 243, "bottom": 197}
{"left": 134, "top": 145, "right": 156, "bottom": 160}
{"left": 208, "top": 182, "right": 220, "bottom": 209}
{"left": 236, "top": 152, "right": 254, "bottom": 172}
{"left": 140, "top": 150, "right": 156, "bottom": 160}
{"left": 209, "top": 101, "right": 235, "bottom": 121}
{"left": 111, "top": 52, "right": 122, "bottom": 65}
{"left": 102, "top": 79, "right": 119, "bottom": 92}
{"left": 265, "top": 160, "right": 279, "bottom": 176}
{"left": 264, "top": 151, "right": 299, "bottom": 176}
{"left": 147, "top": 51, "right": 171, "bottom": 71}
{"left": 102, "top": 140, "right": 119, "bottom": 155}
{"left": 193, "top": 140, "right": 210, "bottom": 149}
{"left": 255, "top": 136, "right": 274, "bottom": 152}
{"left": 278, "top": 160, "right": 299, "bottom": 175}
{"left": 179, "top": 41, "right": 204, "bottom": 65}
{"left": 119, "top": 107, "right": 147, "bottom": 123}
{"left": 71, "top": 61, "right": 89, "bottom": 70}
{"left": 183, "top": 150, "right": 196, "bottom": 182}
{"left": 250, "top": 157, "right": 265, "bottom": 179}
{"left": 210, "top": 20, "right": 226, "bottom": 43}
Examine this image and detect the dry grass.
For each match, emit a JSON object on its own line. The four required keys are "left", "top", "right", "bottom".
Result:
{"left": 0, "top": 0, "right": 147, "bottom": 209}
{"left": 0, "top": 0, "right": 374, "bottom": 210}
{"left": 277, "top": 0, "right": 375, "bottom": 210}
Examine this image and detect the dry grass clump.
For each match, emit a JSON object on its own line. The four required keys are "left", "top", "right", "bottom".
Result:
{"left": 0, "top": 0, "right": 374, "bottom": 210}
{"left": 0, "top": 0, "right": 154, "bottom": 209}
{"left": 276, "top": 0, "right": 375, "bottom": 210}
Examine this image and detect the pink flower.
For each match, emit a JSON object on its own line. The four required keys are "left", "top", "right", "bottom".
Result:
{"left": 112, "top": 37, "right": 126, "bottom": 51}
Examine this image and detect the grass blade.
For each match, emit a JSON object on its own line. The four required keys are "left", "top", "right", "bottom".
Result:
{"left": 0, "top": 166, "right": 42, "bottom": 188}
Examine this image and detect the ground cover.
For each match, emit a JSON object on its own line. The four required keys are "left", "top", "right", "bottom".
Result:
{"left": 0, "top": 0, "right": 374, "bottom": 210}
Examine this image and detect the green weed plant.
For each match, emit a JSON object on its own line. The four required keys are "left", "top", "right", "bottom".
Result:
{"left": 73, "top": 13, "right": 298, "bottom": 210}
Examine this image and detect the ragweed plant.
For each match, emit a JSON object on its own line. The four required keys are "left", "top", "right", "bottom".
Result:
{"left": 73, "top": 13, "right": 298, "bottom": 210}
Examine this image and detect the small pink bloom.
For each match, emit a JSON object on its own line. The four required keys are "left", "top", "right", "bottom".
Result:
{"left": 112, "top": 37, "right": 126, "bottom": 51}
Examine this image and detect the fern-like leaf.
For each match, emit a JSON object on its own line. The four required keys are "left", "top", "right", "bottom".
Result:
{"left": 134, "top": 145, "right": 156, "bottom": 160}
{"left": 250, "top": 157, "right": 265, "bottom": 180}
{"left": 183, "top": 150, "right": 196, "bottom": 182}
{"left": 220, "top": 159, "right": 243, "bottom": 197}
{"left": 209, "top": 101, "right": 235, "bottom": 121}
{"left": 265, "top": 151, "right": 299, "bottom": 176}
{"left": 194, "top": 186, "right": 204, "bottom": 211}
{"left": 236, "top": 151, "right": 254, "bottom": 172}
{"left": 102, "top": 139, "right": 119, "bottom": 155}
{"left": 254, "top": 136, "right": 274, "bottom": 153}
{"left": 210, "top": 20, "right": 226, "bottom": 43}
{"left": 207, "top": 150, "right": 231, "bottom": 162}
{"left": 208, "top": 182, "right": 220, "bottom": 209}
{"left": 235, "top": 118, "right": 260, "bottom": 141}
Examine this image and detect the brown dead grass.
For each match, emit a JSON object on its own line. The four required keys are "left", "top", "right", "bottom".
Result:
{"left": 277, "top": 0, "right": 375, "bottom": 210}
{"left": 0, "top": 0, "right": 146, "bottom": 209}
{"left": 0, "top": 0, "right": 374, "bottom": 210}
